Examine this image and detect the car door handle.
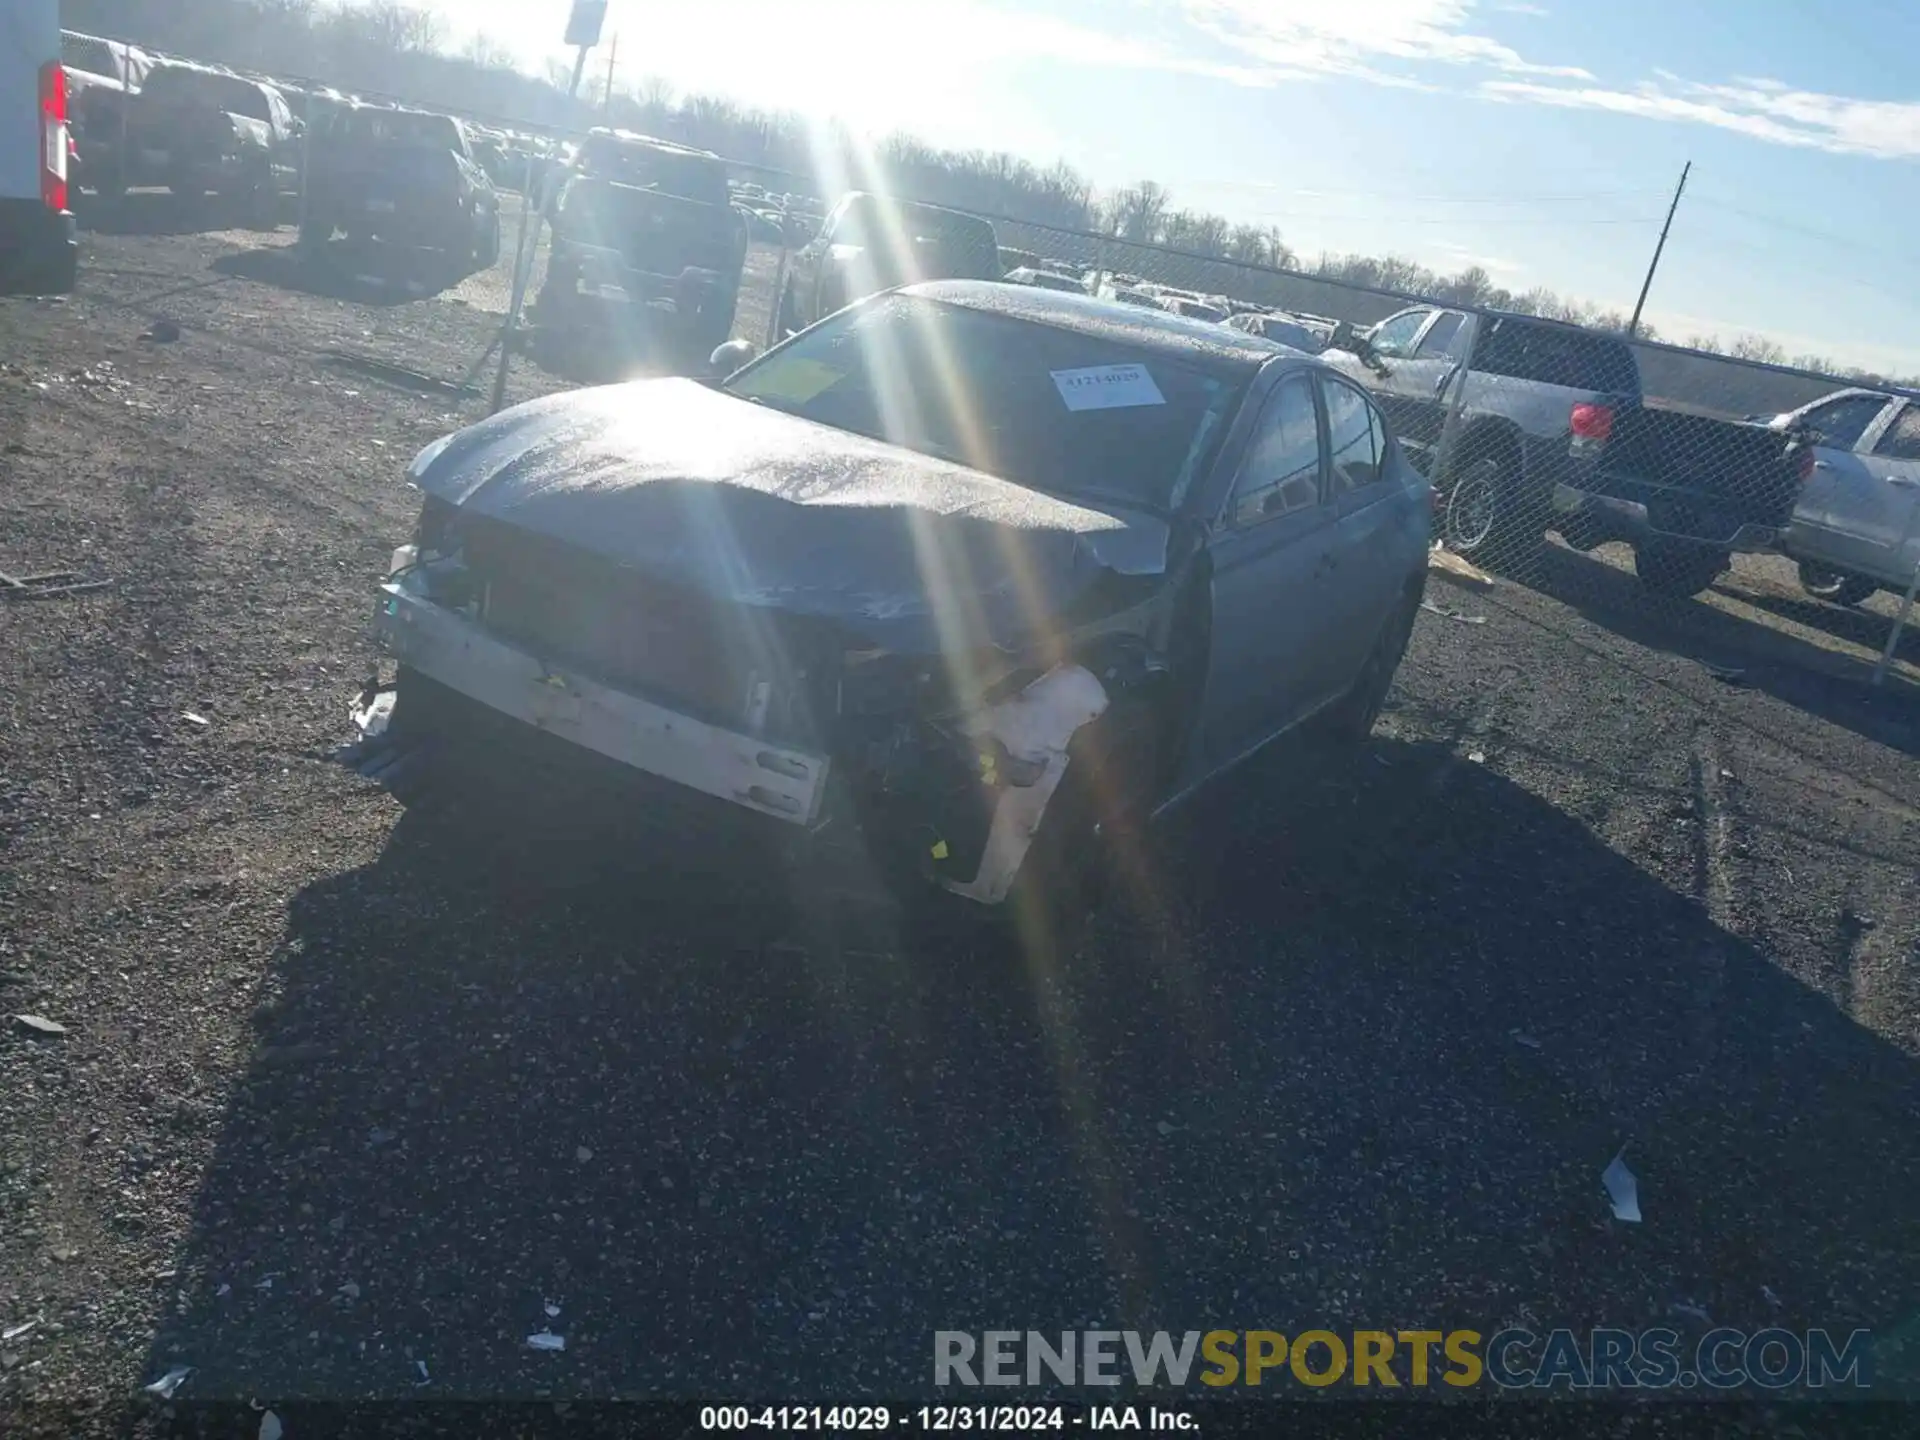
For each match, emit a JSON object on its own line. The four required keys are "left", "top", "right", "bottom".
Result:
{"left": 1812, "top": 459, "right": 1834, "bottom": 471}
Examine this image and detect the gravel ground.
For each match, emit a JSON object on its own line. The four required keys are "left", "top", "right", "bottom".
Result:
{"left": 3, "top": 209, "right": 1920, "bottom": 1418}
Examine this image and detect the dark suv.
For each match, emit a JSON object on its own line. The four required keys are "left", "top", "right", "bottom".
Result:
{"left": 535, "top": 129, "right": 747, "bottom": 353}
{"left": 120, "top": 63, "right": 300, "bottom": 222}
{"left": 301, "top": 104, "right": 500, "bottom": 268}
{"left": 776, "top": 191, "right": 1000, "bottom": 337}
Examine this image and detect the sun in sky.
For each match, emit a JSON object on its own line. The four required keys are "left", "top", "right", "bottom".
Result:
{"left": 400, "top": 0, "right": 1920, "bottom": 373}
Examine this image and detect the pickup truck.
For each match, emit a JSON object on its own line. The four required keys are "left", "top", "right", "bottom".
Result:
{"left": 120, "top": 62, "right": 301, "bottom": 223}
{"left": 1321, "top": 305, "right": 1811, "bottom": 597}
{"left": 775, "top": 191, "right": 1001, "bottom": 337}
{"left": 1763, "top": 388, "right": 1920, "bottom": 606}
{"left": 301, "top": 103, "right": 500, "bottom": 268}
{"left": 535, "top": 128, "right": 747, "bottom": 355}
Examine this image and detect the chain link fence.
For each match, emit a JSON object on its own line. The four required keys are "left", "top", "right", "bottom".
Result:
{"left": 741, "top": 190, "right": 1920, "bottom": 699}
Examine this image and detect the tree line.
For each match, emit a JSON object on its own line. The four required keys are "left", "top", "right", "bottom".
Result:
{"left": 63, "top": 0, "right": 1915, "bottom": 388}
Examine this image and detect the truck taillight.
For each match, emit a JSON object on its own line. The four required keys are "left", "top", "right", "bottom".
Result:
{"left": 41, "top": 62, "right": 70, "bottom": 213}
{"left": 1570, "top": 403, "right": 1615, "bottom": 443}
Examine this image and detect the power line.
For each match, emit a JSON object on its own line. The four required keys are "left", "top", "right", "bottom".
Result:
{"left": 1688, "top": 193, "right": 1911, "bottom": 266}
{"left": 1183, "top": 180, "right": 1673, "bottom": 204}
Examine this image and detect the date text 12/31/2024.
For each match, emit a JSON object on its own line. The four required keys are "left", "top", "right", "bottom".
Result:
{"left": 700, "top": 1405, "right": 1196, "bottom": 1431}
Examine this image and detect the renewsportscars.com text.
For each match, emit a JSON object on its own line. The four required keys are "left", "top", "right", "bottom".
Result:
{"left": 933, "top": 1328, "right": 1873, "bottom": 1390}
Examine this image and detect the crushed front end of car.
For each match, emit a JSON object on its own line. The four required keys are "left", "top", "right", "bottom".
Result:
{"left": 343, "top": 380, "right": 1179, "bottom": 908}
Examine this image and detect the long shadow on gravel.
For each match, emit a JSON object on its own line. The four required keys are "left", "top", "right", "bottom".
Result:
{"left": 1518, "top": 545, "right": 1920, "bottom": 757}
{"left": 76, "top": 190, "right": 269, "bottom": 238}
{"left": 213, "top": 244, "right": 473, "bottom": 308}
{"left": 147, "top": 735, "right": 1920, "bottom": 1401}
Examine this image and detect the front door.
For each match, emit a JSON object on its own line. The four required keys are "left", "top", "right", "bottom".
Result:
{"left": 1198, "top": 371, "right": 1339, "bottom": 767}
{"left": 1834, "top": 402, "right": 1920, "bottom": 585}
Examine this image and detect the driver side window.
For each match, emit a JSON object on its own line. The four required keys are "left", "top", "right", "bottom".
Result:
{"left": 1228, "top": 375, "right": 1324, "bottom": 528}
{"left": 1368, "top": 310, "right": 1430, "bottom": 359}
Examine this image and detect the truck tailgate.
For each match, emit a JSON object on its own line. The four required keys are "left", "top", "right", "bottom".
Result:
{"left": 1601, "top": 403, "right": 1802, "bottom": 530}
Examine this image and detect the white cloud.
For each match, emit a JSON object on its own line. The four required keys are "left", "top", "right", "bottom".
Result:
{"left": 1181, "top": 0, "right": 1593, "bottom": 85}
{"left": 1480, "top": 75, "right": 1920, "bottom": 160}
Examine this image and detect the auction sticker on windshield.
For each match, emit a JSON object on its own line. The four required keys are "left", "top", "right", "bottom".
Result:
{"left": 1051, "top": 364, "right": 1166, "bottom": 412}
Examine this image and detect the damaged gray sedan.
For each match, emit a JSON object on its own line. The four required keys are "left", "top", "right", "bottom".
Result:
{"left": 355, "top": 281, "right": 1430, "bottom": 911}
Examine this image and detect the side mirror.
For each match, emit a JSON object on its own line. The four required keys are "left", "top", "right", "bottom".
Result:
{"left": 709, "top": 338, "right": 759, "bottom": 375}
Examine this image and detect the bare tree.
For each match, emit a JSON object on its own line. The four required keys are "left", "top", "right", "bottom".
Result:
{"left": 1730, "top": 334, "right": 1788, "bottom": 365}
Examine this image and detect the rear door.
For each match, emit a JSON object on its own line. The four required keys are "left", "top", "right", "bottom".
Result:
{"left": 1339, "top": 307, "right": 1437, "bottom": 450}
{"left": 1199, "top": 369, "right": 1339, "bottom": 765}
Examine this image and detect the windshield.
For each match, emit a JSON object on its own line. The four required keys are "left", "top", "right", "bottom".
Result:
{"left": 725, "top": 293, "right": 1243, "bottom": 512}
{"left": 144, "top": 68, "right": 269, "bottom": 120}
{"left": 63, "top": 36, "right": 119, "bottom": 80}
{"left": 579, "top": 139, "right": 729, "bottom": 204}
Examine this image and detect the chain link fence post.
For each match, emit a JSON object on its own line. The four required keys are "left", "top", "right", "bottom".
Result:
{"left": 764, "top": 193, "right": 793, "bottom": 351}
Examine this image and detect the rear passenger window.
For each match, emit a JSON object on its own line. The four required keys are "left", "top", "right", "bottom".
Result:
{"left": 1473, "top": 318, "right": 1640, "bottom": 393}
{"left": 1230, "top": 376, "right": 1322, "bottom": 527}
{"left": 1416, "top": 313, "right": 1464, "bottom": 357}
{"left": 1873, "top": 405, "right": 1920, "bottom": 461}
{"left": 1323, "top": 378, "right": 1385, "bottom": 495}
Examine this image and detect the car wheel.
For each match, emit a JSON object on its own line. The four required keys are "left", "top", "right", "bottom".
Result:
{"left": 1442, "top": 447, "right": 1544, "bottom": 574}
{"left": 1633, "top": 540, "right": 1727, "bottom": 599}
{"left": 1797, "top": 561, "right": 1878, "bottom": 607}
{"left": 1321, "top": 580, "right": 1423, "bottom": 746}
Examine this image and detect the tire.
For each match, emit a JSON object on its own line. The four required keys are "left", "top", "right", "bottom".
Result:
{"left": 1797, "top": 561, "right": 1878, "bottom": 607}
{"left": 1440, "top": 439, "right": 1544, "bottom": 575}
{"left": 1633, "top": 540, "right": 1727, "bottom": 599}
{"left": 1321, "top": 580, "right": 1424, "bottom": 746}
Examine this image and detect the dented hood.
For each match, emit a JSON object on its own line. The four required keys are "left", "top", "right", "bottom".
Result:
{"left": 410, "top": 377, "right": 1171, "bottom": 651}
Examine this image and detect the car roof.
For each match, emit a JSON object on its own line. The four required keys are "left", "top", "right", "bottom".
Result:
{"left": 585, "top": 128, "right": 723, "bottom": 161}
{"left": 903, "top": 280, "right": 1289, "bottom": 374}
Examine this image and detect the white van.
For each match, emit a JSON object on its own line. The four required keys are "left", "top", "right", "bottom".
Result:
{"left": 0, "top": 0, "right": 76, "bottom": 295}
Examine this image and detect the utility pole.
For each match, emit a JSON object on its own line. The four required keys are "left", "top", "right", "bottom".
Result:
{"left": 603, "top": 33, "right": 619, "bottom": 112}
{"left": 1627, "top": 161, "right": 1690, "bottom": 339}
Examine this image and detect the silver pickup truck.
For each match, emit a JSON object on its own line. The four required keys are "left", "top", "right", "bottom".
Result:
{"left": 1762, "top": 388, "right": 1920, "bottom": 607}
{"left": 1323, "top": 305, "right": 1810, "bottom": 597}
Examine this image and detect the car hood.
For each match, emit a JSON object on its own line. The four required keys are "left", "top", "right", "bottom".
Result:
{"left": 411, "top": 377, "right": 1172, "bottom": 654}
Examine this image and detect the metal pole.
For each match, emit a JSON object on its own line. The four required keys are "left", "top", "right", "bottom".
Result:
{"left": 1627, "top": 161, "right": 1690, "bottom": 339}
{"left": 604, "top": 34, "right": 619, "bottom": 112}
{"left": 1872, "top": 501, "right": 1920, "bottom": 687}
{"left": 764, "top": 193, "right": 793, "bottom": 350}
{"left": 491, "top": 45, "right": 591, "bottom": 415}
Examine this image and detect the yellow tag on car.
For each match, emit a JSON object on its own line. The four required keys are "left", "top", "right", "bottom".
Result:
{"left": 930, "top": 840, "right": 949, "bottom": 861}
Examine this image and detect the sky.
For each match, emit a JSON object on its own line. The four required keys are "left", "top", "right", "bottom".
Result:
{"left": 392, "top": 0, "right": 1920, "bottom": 373}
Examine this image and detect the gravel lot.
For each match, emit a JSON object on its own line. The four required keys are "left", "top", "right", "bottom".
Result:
{"left": 3, "top": 205, "right": 1920, "bottom": 1417}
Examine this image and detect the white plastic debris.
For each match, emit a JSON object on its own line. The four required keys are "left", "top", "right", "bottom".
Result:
{"left": 544, "top": 1300, "right": 561, "bottom": 1318}
{"left": 259, "top": 1411, "right": 284, "bottom": 1440}
{"left": 215, "top": 1283, "right": 231, "bottom": 1298}
{"left": 1671, "top": 1301, "right": 1712, "bottom": 1324}
{"left": 12, "top": 1014, "right": 66, "bottom": 1036}
{"left": 1467, "top": 750, "right": 1486, "bottom": 764}
{"left": 416, "top": 1360, "right": 431, "bottom": 1383}
{"left": 2, "top": 1320, "right": 38, "bottom": 1342}
{"left": 1763, "top": 1285, "right": 1782, "bottom": 1309}
{"left": 526, "top": 1330, "right": 566, "bottom": 1352}
{"left": 182, "top": 712, "right": 211, "bottom": 727}
{"left": 1510, "top": 1030, "right": 1542, "bottom": 1050}
{"left": 353, "top": 690, "right": 397, "bottom": 740}
{"left": 145, "top": 1365, "right": 193, "bottom": 1399}
{"left": 1602, "top": 1148, "right": 1642, "bottom": 1223}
